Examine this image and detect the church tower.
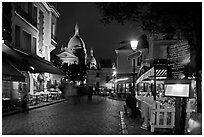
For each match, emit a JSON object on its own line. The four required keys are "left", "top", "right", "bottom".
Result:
{"left": 87, "top": 48, "right": 97, "bottom": 69}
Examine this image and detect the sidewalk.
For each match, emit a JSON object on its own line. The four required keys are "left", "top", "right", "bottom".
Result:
{"left": 2, "top": 99, "right": 66, "bottom": 117}
{"left": 119, "top": 111, "right": 174, "bottom": 135}
{"left": 110, "top": 97, "right": 153, "bottom": 135}
{"left": 119, "top": 111, "right": 153, "bottom": 135}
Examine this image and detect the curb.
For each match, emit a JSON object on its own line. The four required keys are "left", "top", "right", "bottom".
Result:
{"left": 2, "top": 110, "right": 21, "bottom": 117}
{"left": 2, "top": 99, "right": 66, "bottom": 117}
{"left": 29, "top": 99, "right": 66, "bottom": 110}
{"left": 109, "top": 97, "right": 126, "bottom": 101}
{"left": 119, "top": 111, "right": 128, "bottom": 135}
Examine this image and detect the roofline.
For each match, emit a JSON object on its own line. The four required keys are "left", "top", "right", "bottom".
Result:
{"left": 42, "top": 2, "right": 60, "bottom": 18}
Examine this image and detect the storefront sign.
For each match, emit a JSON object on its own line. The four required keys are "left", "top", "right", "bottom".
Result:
{"left": 136, "top": 67, "right": 154, "bottom": 84}
{"left": 167, "top": 41, "right": 190, "bottom": 79}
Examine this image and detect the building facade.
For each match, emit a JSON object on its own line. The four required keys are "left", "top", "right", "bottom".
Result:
{"left": 114, "top": 34, "right": 179, "bottom": 96}
{"left": 2, "top": 2, "right": 63, "bottom": 110}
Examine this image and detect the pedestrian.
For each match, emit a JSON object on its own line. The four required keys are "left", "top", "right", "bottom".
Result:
{"left": 88, "top": 87, "right": 93, "bottom": 102}
{"left": 22, "top": 94, "right": 29, "bottom": 113}
{"left": 130, "top": 94, "right": 136, "bottom": 117}
{"left": 73, "top": 86, "right": 80, "bottom": 104}
{"left": 125, "top": 94, "right": 131, "bottom": 108}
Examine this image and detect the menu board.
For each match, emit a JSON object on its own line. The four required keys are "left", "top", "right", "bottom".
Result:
{"left": 167, "top": 41, "right": 190, "bottom": 79}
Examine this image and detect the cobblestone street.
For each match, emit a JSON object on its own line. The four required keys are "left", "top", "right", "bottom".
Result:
{"left": 2, "top": 96, "right": 125, "bottom": 135}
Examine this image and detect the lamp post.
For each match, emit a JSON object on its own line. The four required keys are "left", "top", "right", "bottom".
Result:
{"left": 130, "top": 40, "right": 139, "bottom": 96}
{"left": 113, "top": 70, "right": 117, "bottom": 93}
{"left": 112, "top": 64, "right": 117, "bottom": 94}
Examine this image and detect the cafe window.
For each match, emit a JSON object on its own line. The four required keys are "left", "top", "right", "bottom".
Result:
{"left": 15, "top": 25, "right": 20, "bottom": 48}
{"left": 32, "top": 37, "right": 36, "bottom": 54}
{"left": 3, "top": 18, "right": 10, "bottom": 32}
{"left": 28, "top": 2, "right": 32, "bottom": 17}
{"left": 33, "top": 5, "right": 37, "bottom": 23}
{"left": 23, "top": 30, "right": 31, "bottom": 53}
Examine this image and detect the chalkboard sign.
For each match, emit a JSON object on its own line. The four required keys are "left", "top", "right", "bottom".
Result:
{"left": 167, "top": 41, "right": 190, "bottom": 79}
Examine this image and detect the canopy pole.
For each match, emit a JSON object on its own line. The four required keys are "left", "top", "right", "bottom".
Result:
{"left": 153, "top": 68, "right": 156, "bottom": 100}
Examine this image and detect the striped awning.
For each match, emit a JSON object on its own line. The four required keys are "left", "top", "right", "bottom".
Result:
{"left": 155, "top": 69, "right": 167, "bottom": 77}
{"left": 136, "top": 67, "right": 167, "bottom": 84}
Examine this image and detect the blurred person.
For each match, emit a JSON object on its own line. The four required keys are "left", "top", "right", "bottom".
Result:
{"left": 22, "top": 94, "right": 29, "bottom": 113}
{"left": 187, "top": 112, "right": 202, "bottom": 135}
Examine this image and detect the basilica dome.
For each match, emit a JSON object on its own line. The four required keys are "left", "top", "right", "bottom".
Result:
{"left": 66, "top": 24, "right": 86, "bottom": 55}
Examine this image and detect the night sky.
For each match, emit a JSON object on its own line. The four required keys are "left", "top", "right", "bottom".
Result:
{"left": 55, "top": 2, "right": 143, "bottom": 62}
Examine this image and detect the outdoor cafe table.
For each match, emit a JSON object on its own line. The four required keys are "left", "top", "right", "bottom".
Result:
{"left": 2, "top": 98, "right": 11, "bottom": 112}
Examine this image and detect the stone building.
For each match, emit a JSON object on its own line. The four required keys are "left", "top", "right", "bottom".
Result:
{"left": 2, "top": 2, "right": 64, "bottom": 109}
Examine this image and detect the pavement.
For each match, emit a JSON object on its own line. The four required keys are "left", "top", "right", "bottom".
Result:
{"left": 2, "top": 95, "right": 124, "bottom": 135}
{"left": 108, "top": 96, "right": 153, "bottom": 135}
{"left": 3, "top": 96, "right": 172, "bottom": 135}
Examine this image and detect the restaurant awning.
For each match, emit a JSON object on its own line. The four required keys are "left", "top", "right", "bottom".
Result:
{"left": 136, "top": 67, "right": 167, "bottom": 84}
{"left": 136, "top": 59, "right": 167, "bottom": 84}
{"left": 2, "top": 42, "right": 65, "bottom": 75}
{"left": 2, "top": 58, "right": 25, "bottom": 82}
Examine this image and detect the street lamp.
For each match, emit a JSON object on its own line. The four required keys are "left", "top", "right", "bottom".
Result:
{"left": 130, "top": 40, "right": 139, "bottom": 96}
{"left": 131, "top": 41, "right": 139, "bottom": 50}
{"left": 112, "top": 64, "right": 117, "bottom": 93}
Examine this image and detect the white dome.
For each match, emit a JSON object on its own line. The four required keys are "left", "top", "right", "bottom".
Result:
{"left": 66, "top": 24, "right": 86, "bottom": 54}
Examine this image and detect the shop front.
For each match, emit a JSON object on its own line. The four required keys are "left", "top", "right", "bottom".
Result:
{"left": 135, "top": 59, "right": 196, "bottom": 132}
{"left": 113, "top": 72, "right": 135, "bottom": 99}
{"left": 2, "top": 55, "right": 26, "bottom": 112}
{"left": 2, "top": 42, "right": 65, "bottom": 110}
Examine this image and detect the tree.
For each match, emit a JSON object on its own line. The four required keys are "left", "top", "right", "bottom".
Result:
{"left": 51, "top": 53, "right": 63, "bottom": 69}
{"left": 65, "top": 63, "right": 87, "bottom": 84}
{"left": 51, "top": 53, "right": 87, "bottom": 84}
{"left": 96, "top": 2, "right": 202, "bottom": 112}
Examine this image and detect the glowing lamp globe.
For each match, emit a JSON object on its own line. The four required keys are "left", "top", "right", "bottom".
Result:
{"left": 130, "top": 40, "right": 139, "bottom": 51}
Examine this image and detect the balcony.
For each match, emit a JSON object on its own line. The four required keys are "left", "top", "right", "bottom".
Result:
{"left": 51, "top": 33, "right": 57, "bottom": 42}
{"left": 15, "top": 6, "right": 37, "bottom": 28}
{"left": 3, "top": 29, "right": 12, "bottom": 43}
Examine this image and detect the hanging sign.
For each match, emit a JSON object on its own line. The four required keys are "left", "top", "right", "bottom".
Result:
{"left": 127, "top": 51, "right": 142, "bottom": 60}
